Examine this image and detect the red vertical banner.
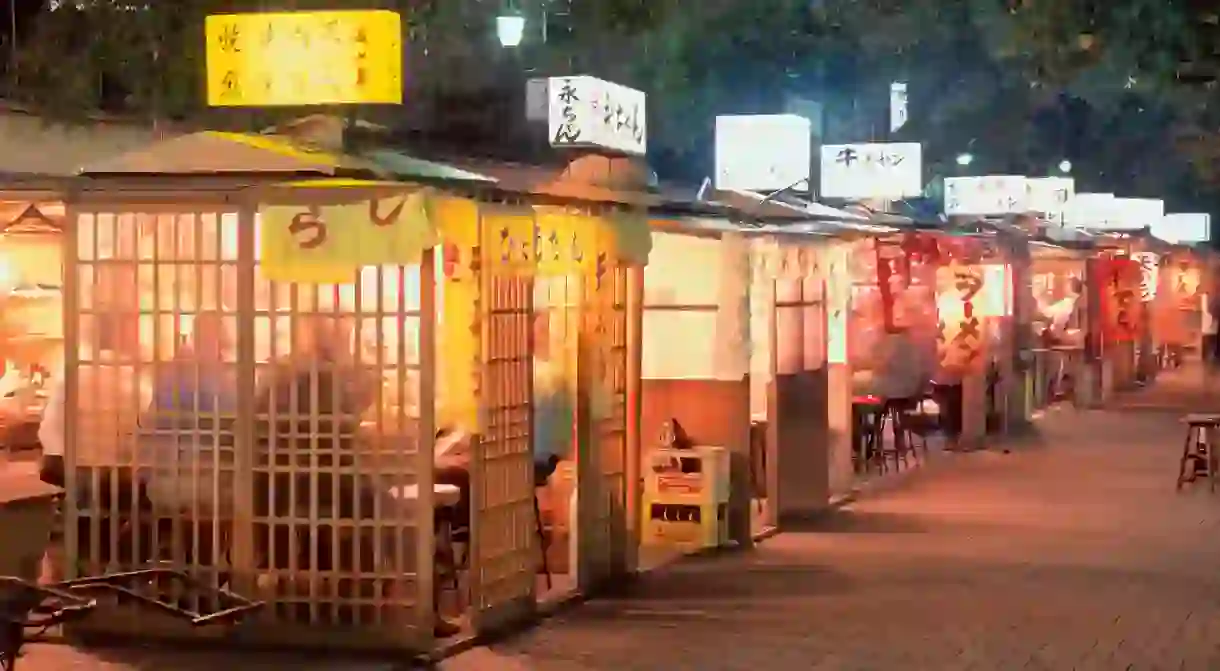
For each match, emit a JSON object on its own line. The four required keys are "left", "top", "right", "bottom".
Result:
{"left": 1101, "top": 257, "right": 1141, "bottom": 343}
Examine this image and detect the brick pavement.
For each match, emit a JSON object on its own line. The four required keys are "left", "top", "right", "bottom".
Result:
{"left": 16, "top": 387, "right": 1220, "bottom": 670}
{"left": 442, "top": 408, "right": 1220, "bottom": 671}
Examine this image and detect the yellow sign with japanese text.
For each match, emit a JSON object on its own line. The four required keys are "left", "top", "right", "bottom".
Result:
{"left": 258, "top": 189, "right": 436, "bottom": 284}
{"left": 480, "top": 204, "right": 536, "bottom": 275}
{"left": 206, "top": 10, "right": 403, "bottom": 107}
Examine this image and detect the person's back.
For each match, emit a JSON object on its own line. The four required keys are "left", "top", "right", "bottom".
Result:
{"left": 873, "top": 329, "right": 929, "bottom": 400}
{"left": 253, "top": 318, "right": 377, "bottom": 522}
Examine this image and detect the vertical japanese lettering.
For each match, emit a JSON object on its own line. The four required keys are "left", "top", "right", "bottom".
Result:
{"left": 554, "top": 79, "right": 581, "bottom": 144}
{"left": 218, "top": 22, "right": 241, "bottom": 53}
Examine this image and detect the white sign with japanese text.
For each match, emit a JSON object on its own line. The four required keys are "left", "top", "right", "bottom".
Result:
{"left": 819, "top": 142, "right": 922, "bottom": 199}
{"left": 1156, "top": 213, "right": 1211, "bottom": 243}
{"left": 548, "top": 75, "right": 647, "bottom": 155}
{"left": 943, "top": 175, "right": 1028, "bottom": 216}
{"left": 1109, "top": 198, "right": 1164, "bottom": 231}
{"left": 714, "top": 114, "right": 812, "bottom": 192}
{"left": 1026, "top": 177, "right": 1075, "bottom": 223}
{"left": 1065, "top": 193, "right": 1116, "bottom": 228}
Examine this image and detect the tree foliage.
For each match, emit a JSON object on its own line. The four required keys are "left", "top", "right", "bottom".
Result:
{"left": 6, "top": 0, "right": 1220, "bottom": 207}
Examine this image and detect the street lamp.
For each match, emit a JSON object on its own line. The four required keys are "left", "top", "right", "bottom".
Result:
{"left": 496, "top": 12, "right": 526, "bottom": 47}
{"left": 956, "top": 153, "right": 973, "bottom": 167}
{"left": 1058, "top": 159, "right": 1072, "bottom": 173}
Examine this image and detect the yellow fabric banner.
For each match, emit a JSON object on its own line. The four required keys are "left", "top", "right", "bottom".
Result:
{"left": 259, "top": 188, "right": 436, "bottom": 284}
{"left": 535, "top": 205, "right": 652, "bottom": 275}
{"left": 434, "top": 197, "right": 481, "bottom": 429}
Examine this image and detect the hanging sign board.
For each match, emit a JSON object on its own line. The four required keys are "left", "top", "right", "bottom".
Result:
{"left": 1026, "top": 177, "right": 1075, "bottom": 224}
{"left": 943, "top": 175, "right": 1029, "bottom": 216}
{"left": 548, "top": 76, "right": 646, "bottom": 155}
{"left": 205, "top": 10, "right": 403, "bottom": 107}
{"left": 1100, "top": 257, "right": 1141, "bottom": 342}
{"left": 714, "top": 114, "right": 811, "bottom": 192}
{"left": 1169, "top": 259, "right": 1202, "bottom": 310}
{"left": 1109, "top": 198, "right": 1164, "bottom": 231}
{"left": 258, "top": 189, "right": 436, "bottom": 283}
{"left": 1064, "top": 192, "right": 1115, "bottom": 228}
{"left": 1156, "top": 213, "right": 1211, "bottom": 244}
{"left": 819, "top": 142, "right": 922, "bottom": 200}
{"left": 935, "top": 260, "right": 987, "bottom": 374}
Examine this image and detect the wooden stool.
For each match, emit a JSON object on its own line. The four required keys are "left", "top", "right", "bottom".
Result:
{"left": 1177, "top": 414, "right": 1220, "bottom": 492}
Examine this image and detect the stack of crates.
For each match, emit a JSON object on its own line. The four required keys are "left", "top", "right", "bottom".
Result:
{"left": 641, "top": 445, "right": 730, "bottom": 552}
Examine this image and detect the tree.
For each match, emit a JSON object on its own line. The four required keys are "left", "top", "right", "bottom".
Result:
{"left": 8, "top": 0, "right": 1220, "bottom": 213}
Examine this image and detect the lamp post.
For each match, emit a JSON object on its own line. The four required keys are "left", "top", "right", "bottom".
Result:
{"left": 1058, "top": 159, "right": 1072, "bottom": 173}
{"left": 956, "top": 153, "right": 973, "bottom": 167}
{"left": 496, "top": 12, "right": 526, "bottom": 47}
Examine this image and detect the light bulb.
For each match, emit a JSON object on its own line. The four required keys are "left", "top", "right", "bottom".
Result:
{"left": 497, "top": 14, "right": 526, "bottom": 47}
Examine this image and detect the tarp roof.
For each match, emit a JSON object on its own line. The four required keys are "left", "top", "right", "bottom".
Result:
{"left": 77, "top": 131, "right": 667, "bottom": 206}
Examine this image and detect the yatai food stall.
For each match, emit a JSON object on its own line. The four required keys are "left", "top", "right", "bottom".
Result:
{"left": 51, "top": 127, "right": 653, "bottom": 655}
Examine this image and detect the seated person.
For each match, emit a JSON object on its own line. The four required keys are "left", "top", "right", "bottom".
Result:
{"left": 434, "top": 311, "right": 576, "bottom": 517}
{"left": 38, "top": 312, "right": 154, "bottom": 568}
{"left": 253, "top": 315, "right": 461, "bottom": 636}
{"left": 871, "top": 326, "right": 933, "bottom": 451}
{"left": 140, "top": 311, "right": 239, "bottom": 517}
{"left": 1036, "top": 278, "right": 1083, "bottom": 345}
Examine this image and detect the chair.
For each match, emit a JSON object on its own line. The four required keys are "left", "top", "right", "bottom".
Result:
{"left": 533, "top": 455, "right": 560, "bottom": 590}
{"left": 877, "top": 400, "right": 913, "bottom": 472}
{"left": 852, "top": 398, "right": 886, "bottom": 475}
{"left": 1177, "top": 414, "right": 1220, "bottom": 492}
{"left": 434, "top": 505, "right": 467, "bottom": 608}
{"left": 901, "top": 393, "right": 935, "bottom": 458}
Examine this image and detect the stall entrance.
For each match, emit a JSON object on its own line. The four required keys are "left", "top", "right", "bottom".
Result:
{"left": 0, "top": 197, "right": 65, "bottom": 470}
{"left": 748, "top": 239, "right": 827, "bottom": 535}
{"left": 436, "top": 198, "right": 638, "bottom": 621}
{"left": 528, "top": 215, "right": 632, "bottom": 602}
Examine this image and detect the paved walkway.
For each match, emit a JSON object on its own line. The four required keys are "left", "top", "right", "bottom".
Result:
{"left": 16, "top": 375, "right": 1220, "bottom": 670}
{"left": 1110, "top": 363, "right": 1220, "bottom": 413}
{"left": 442, "top": 406, "right": 1220, "bottom": 670}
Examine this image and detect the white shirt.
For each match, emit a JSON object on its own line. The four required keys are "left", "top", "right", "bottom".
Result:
{"left": 39, "top": 349, "right": 152, "bottom": 465}
{"left": 1203, "top": 294, "right": 1218, "bottom": 335}
{"left": 1042, "top": 296, "right": 1079, "bottom": 334}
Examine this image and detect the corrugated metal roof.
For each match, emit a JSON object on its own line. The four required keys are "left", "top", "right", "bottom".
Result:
{"left": 718, "top": 189, "right": 870, "bottom": 223}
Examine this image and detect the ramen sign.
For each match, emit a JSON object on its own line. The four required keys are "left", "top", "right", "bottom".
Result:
{"left": 936, "top": 260, "right": 987, "bottom": 374}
